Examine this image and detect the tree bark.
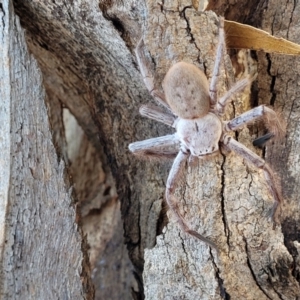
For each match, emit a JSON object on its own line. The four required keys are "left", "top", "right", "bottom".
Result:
{"left": 1, "top": 0, "right": 300, "bottom": 299}
{"left": 0, "top": 1, "right": 94, "bottom": 298}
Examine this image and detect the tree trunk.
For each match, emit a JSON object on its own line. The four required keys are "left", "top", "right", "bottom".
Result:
{"left": 1, "top": 0, "right": 300, "bottom": 299}
{"left": 0, "top": 1, "right": 94, "bottom": 298}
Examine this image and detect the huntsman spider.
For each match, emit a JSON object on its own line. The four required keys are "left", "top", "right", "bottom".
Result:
{"left": 129, "top": 17, "right": 284, "bottom": 249}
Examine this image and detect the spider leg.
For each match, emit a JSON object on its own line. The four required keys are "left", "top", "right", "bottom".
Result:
{"left": 129, "top": 134, "right": 180, "bottom": 159}
{"left": 224, "top": 105, "right": 285, "bottom": 138}
{"left": 216, "top": 76, "right": 254, "bottom": 115}
{"left": 208, "top": 17, "right": 256, "bottom": 115}
{"left": 209, "top": 17, "right": 225, "bottom": 106}
{"left": 222, "top": 135, "right": 282, "bottom": 221}
{"left": 166, "top": 150, "right": 218, "bottom": 249}
{"left": 139, "top": 104, "right": 177, "bottom": 127}
{"left": 135, "top": 38, "right": 171, "bottom": 110}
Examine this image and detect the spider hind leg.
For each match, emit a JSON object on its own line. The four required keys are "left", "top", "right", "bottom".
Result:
{"left": 139, "top": 104, "right": 176, "bottom": 127}
{"left": 135, "top": 38, "right": 171, "bottom": 110}
{"left": 209, "top": 17, "right": 226, "bottom": 106}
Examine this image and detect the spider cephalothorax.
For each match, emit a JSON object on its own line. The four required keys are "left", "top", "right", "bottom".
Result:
{"left": 129, "top": 17, "right": 284, "bottom": 249}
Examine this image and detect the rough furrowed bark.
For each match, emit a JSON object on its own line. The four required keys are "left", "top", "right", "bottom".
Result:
{"left": 258, "top": 0, "right": 300, "bottom": 295}
{"left": 12, "top": 0, "right": 169, "bottom": 298}
{"left": 3, "top": 0, "right": 300, "bottom": 299}
{"left": 0, "top": 1, "right": 94, "bottom": 298}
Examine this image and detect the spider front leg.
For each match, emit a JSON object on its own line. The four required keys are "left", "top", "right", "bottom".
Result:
{"left": 166, "top": 150, "right": 218, "bottom": 249}
{"left": 129, "top": 134, "right": 180, "bottom": 159}
{"left": 222, "top": 135, "right": 282, "bottom": 221}
{"left": 135, "top": 38, "right": 171, "bottom": 110}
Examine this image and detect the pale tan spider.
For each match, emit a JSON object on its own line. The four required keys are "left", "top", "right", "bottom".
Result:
{"left": 129, "top": 17, "right": 284, "bottom": 249}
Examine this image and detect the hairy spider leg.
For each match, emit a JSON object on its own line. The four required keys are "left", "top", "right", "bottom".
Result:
{"left": 224, "top": 105, "right": 285, "bottom": 137}
{"left": 222, "top": 135, "right": 282, "bottom": 221}
{"left": 216, "top": 77, "right": 252, "bottom": 115}
{"left": 208, "top": 17, "right": 254, "bottom": 115}
{"left": 135, "top": 38, "right": 172, "bottom": 111}
{"left": 139, "top": 104, "right": 177, "bottom": 127}
{"left": 209, "top": 17, "right": 226, "bottom": 106}
{"left": 166, "top": 150, "right": 218, "bottom": 249}
{"left": 129, "top": 134, "right": 180, "bottom": 159}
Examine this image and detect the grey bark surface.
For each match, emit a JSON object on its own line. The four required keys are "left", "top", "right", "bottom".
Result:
{"left": 0, "top": 1, "right": 94, "bottom": 299}
{"left": 1, "top": 0, "right": 300, "bottom": 299}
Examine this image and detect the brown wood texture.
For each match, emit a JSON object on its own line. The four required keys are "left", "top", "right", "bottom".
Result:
{"left": 0, "top": 0, "right": 299, "bottom": 299}
{"left": 0, "top": 1, "right": 94, "bottom": 298}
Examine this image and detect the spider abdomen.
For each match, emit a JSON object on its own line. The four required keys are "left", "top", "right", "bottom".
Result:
{"left": 176, "top": 113, "right": 222, "bottom": 156}
{"left": 162, "top": 62, "right": 210, "bottom": 119}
